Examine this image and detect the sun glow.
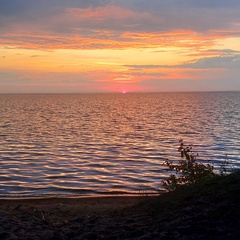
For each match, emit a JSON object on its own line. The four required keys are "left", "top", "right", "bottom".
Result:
{"left": 1, "top": 2, "right": 240, "bottom": 93}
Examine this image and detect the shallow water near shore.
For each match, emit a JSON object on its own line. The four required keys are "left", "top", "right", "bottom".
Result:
{"left": 0, "top": 92, "right": 240, "bottom": 198}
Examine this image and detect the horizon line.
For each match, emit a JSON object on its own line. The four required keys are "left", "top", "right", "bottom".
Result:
{"left": 1, "top": 90, "right": 239, "bottom": 94}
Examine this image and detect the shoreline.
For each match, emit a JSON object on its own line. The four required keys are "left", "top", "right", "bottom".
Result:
{"left": 0, "top": 192, "right": 159, "bottom": 201}
{"left": 0, "top": 194, "right": 150, "bottom": 204}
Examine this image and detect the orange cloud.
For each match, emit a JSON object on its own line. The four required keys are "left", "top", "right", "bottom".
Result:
{"left": 2, "top": 4, "right": 238, "bottom": 53}
{"left": 0, "top": 31, "right": 222, "bottom": 51}
{"left": 2, "top": 27, "right": 239, "bottom": 53}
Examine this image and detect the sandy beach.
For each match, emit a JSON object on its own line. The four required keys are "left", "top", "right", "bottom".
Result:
{"left": 0, "top": 196, "right": 155, "bottom": 240}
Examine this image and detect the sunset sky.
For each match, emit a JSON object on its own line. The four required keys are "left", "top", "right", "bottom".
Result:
{"left": 1, "top": 0, "right": 240, "bottom": 93}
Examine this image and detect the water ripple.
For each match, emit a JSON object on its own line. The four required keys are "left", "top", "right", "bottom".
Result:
{"left": 0, "top": 92, "right": 240, "bottom": 198}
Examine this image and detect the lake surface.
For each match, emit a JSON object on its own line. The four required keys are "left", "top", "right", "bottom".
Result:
{"left": 0, "top": 92, "right": 240, "bottom": 198}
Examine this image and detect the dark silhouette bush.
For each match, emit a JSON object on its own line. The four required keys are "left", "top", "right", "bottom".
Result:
{"left": 162, "top": 140, "right": 215, "bottom": 191}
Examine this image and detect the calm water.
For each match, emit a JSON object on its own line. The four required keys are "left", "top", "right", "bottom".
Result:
{"left": 0, "top": 92, "right": 240, "bottom": 198}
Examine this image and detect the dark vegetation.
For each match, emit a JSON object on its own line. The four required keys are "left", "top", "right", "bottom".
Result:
{"left": 161, "top": 139, "right": 230, "bottom": 191}
{"left": 131, "top": 140, "right": 240, "bottom": 239}
{"left": 135, "top": 169, "right": 240, "bottom": 239}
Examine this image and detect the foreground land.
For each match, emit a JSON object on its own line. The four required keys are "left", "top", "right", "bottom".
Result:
{"left": 1, "top": 171, "right": 240, "bottom": 239}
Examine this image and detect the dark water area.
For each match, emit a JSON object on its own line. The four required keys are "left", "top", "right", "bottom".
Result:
{"left": 0, "top": 92, "right": 239, "bottom": 198}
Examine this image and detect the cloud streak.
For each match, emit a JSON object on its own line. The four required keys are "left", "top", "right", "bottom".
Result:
{"left": 125, "top": 53, "right": 240, "bottom": 69}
